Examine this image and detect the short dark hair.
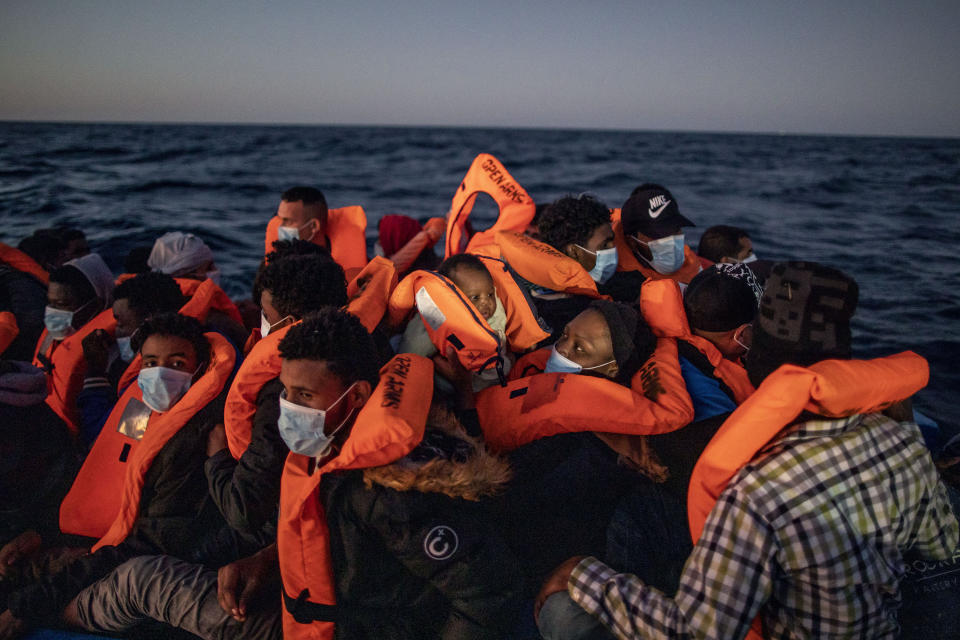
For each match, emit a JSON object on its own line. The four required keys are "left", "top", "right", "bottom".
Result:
{"left": 281, "top": 186, "right": 327, "bottom": 210}
{"left": 278, "top": 308, "right": 380, "bottom": 387}
{"left": 536, "top": 195, "right": 611, "bottom": 252}
{"left": 257, "top": 254, "right": 347, "bottom": 319}
{"left": 114, "top": 272, "right": 186, "bottom": 319}
{"left": 49, "top": 265, "right": 96, "bottom": 305}
{"left": 683, "top": 264, "right": 761, "bottom": 332}
{"left": 254, "top": 240, "right": 333, "bottom": 305}
{"left": 132, "top": 312, "right": 211, "bottom": 367}
{"left": 698, "top": 225, "right": 750, "bottom": 263}
{"left": 438, "top": 253, "right": 491, "bottom": 281}
{"left": 18, "top": 232, "right": 66, "bottom": 270}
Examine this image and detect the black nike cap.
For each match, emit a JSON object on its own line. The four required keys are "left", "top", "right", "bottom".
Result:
{"left": 621, "top": 184, "right": 695, "bottom": 239}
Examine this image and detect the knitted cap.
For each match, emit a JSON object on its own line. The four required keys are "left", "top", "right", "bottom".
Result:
{"left": 588, "top": 299, "right": 655, "bottom": 384}
{"left": 745, "top": 261, "right": 858, "bottom": 386}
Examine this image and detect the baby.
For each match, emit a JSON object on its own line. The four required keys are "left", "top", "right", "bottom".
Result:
{"left": 399, "top": 253, "right": 511, "bottom": 389}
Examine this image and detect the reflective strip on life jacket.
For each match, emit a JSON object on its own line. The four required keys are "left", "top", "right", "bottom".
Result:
{"left": 474, "top": 254, "right": 550, "bottom": 352}
{"left": 444, "top": 154, "right": 535, "bottom": 258}
{"left": 0, "top": 311, "right": 19, "bottom": 356}
{"left": 610, "top": 209, "right": 702, "bottom": 284}
{"left": 476, "top": 338, "right": 694, "bottom": 451}
{"left": 639, "top": 278, "right": 754, "bottom": 404}
{"left": 387, "top": 270, "right": 504, "bottom": 375}
{"left": 264, "top": 206, "right": 369, "bottom": 278}
{"left": 344, "top": 256, "right": 397, "bottom": 333}
{"left": 687, "top": 351, "right": 929, "bottom": 545}
{"left": 224, "top": 323, "right": 295, "bottom": 459}
{"left": 0, "top": 242, "right": 49, "bottom": 285}
{"left": 59, "top": 333, "right": 235, "bottom": 543}
{"left": 278, "top": 354, "right": 433, "bottom": 639}
{"left": 495, "top": 231, "right": 606, "bottom": 300}
{"left": 33, "top": 309, "right": 116, "bottom": 436}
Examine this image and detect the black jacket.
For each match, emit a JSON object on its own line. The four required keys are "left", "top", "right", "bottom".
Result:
{"left": 7, "top": 386, "right": 229, "bottom": 623}
{"left": 318, "top": 408, "right": 522, "bottom": 640}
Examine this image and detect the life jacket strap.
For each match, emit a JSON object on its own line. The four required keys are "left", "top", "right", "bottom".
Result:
{"left": 283, "top": 589, "right": 338, "bottom": 624}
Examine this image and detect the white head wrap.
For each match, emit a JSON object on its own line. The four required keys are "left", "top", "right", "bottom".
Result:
{"left": 147, "top": 232, "right": 214, "bottom": 277}
{"left": 65, "top": 253, "right": 114, "bottom": 306}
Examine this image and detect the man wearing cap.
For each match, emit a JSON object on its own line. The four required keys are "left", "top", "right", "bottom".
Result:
{"left": 537, "top": 261, "right": 959, "bottom": 640}
{"left": 613, "top": 184, "right": 702, "bottom": 286}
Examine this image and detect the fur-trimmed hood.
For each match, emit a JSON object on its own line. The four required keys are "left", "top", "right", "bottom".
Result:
{"left": 363, "top": 405, "right": 512, "bottom": 501}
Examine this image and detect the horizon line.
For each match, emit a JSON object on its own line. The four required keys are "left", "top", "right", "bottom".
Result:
{"left": 1, "top": 118, "right": 956, "bottom": 142}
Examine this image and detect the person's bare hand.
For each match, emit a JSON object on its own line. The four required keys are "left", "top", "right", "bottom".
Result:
{"left": 207, "top": 423, "right": 228, "bottom": 457}
{"left": 217, "top": 544, "right": 278, "bottom": 622}
{"left": 534, "top": 556, "right": 585, "bottom": 624}
{"left": 81, "top": 329, "right": 114, "bottom": 376}
{"left": 0, "top": 530, "right": 41, "bottom": 579}
{"left": 432, "top": 346, "right": 475, "bottom": 409}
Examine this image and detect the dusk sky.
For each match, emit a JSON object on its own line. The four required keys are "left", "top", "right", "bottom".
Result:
{"left": 2, "top": 0, "right": 958, "bottom": 137}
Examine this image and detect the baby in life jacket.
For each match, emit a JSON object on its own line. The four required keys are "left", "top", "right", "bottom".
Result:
{"left": 398, "top": 253, "right": 512, "bottom": 390}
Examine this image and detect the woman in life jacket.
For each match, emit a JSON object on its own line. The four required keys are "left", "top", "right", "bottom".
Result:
{"left": 32, "top": 254, "right": 116, "bottom": 435}
{"left": 1, "top": 313, "right": 235, "bottom": 635}
{"left": 398, "top": 253, "right": 514, "bottom": 392}
{"left": 375, "top": 214, "right": 444, "bottom": 277}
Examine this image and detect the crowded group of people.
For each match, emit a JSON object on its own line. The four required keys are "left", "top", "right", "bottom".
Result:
{"left": 0, "top": 153, "right": 956, "bottom": 640}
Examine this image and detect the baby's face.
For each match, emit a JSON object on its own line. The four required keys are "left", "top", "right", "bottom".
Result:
{"left": 451, "top": 267, "right": 497, "bottom": 320}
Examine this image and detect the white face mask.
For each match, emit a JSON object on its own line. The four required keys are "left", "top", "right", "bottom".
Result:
{"left": 576, "top": 245, "right": 619, "bottom": 284}
{"left": 277, "top": 383, "right": 357, "bottom": 458}
{"left": 137, "top": 366, "right": 196, "bottom": 413}
{"left": 277, "top": 220, "right": 317, "bottom": 243}
{"left": 544, "top": 344, "right": 615, "bottom": 375}
{"left": 633, "top": 233, "right": 685, "bottom": 275}
{"left": 116, "top": 335, "right": 136, "bottom": 362}
{"left": 260, "top": 312, "right": 293, "bottom": 338}
{"left": 740, "top": 253, "right": 758, "bottom": 264}
{"left": 43, "top": 298, "right": 96, "bottom": 340}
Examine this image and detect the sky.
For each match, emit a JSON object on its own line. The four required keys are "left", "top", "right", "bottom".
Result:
{"left": 1, "top": 0, "right": 958, "bottom": 137}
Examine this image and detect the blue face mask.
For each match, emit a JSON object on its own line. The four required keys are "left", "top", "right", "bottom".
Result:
{"left": 277, "top": 220, "right": 316, "bottom": 243}
{"left": 577, "top": 245, "right": 619, "bottom": 284}
{"left": 44, "top": 306, "right": 76, "bottom": 340}
{"left": 634, "top": 234, "right": 685, "bottom": 275}
{"left": 544, "top": 344, "right": 615, "bottom": 375}
{"left": 277, "top": 383, "right": 357, "bottom": 458}
{"left": 138, "top": 366, "right": 196, "bottom": 413}
{"left": 116, "top": 335, "right": 136, "bottom": 362}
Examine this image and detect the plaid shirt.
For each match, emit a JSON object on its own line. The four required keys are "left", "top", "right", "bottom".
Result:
{"left": 570, "top": 413, "right": 959, "bottom": 639}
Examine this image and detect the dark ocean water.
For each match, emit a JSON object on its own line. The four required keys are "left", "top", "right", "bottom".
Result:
{"left": 1, "top": 122, "right": 958, "bottom": 433}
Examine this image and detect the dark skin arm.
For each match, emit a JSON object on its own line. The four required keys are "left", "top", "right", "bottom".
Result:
{"left": 217, "top": 543, "right": 279, "bottom": 622}
{"left": 534, "top": 556, "right": 586, "bottom": 625}
{"left": 81, "top": 328, "right": 115, "bottom": 377}
{"left": 432, "top": 346, "right": 475, "bottom": 410}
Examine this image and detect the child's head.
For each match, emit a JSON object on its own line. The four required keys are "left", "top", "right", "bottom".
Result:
{"left": 438, "top": 254, "right": 497, "bottom": 320}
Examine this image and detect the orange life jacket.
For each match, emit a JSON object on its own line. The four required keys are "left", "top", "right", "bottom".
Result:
{"left": 639, "top": 279, "right": 754, "bottom": 404}
{"left": 115, "top": 278, "right": 245, "bottom": 393}
{"left": 58, "top": 333, "right": 236, "bottom": 543}
{"left": 0, "top": 311, "right": 19, "bottom": 356}
{"left": 278, "top": 354, "right": 433, "bottom": 639}
{"left": 474, "top": 254, "right": 551, "bottom": 352}
{"left": 33, "top": 309, "right": 116, "bottom": 436}
{"left": 494, "top": 231, "right": 608, "bottom": 300}
{"left": 444, "top": 154, "right": 536, "bottom": 258}
{"left": 0, "top": 242, "right": 49, "bottom": 285}
{"left": 264, "top": 206, "right": 369, "bottom": 279}
{"left": 387, "top": 270, "right": 504, "bottom": 376}
{"left": 344, "top": 256, "right": 397, "bottom": 333}
{"left": 224, "top": 323, "right": 295, "bottom": 459}
{"left": 476, "top": 337, "right": 694, "bottom": 451}
{"left": 610, "top": 209, "right": 702, "bottom": 284}
{"left": 685, "top": 351, "right": 928, "bottom": 640}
